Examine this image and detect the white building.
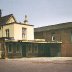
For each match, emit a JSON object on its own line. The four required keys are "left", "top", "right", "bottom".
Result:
{"left": 0, "top": 13, "right": 34, "bottom": 41}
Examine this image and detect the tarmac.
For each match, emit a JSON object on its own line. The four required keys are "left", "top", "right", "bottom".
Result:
{"left": 0, "top": 57, "right": 72, "bottom": 72}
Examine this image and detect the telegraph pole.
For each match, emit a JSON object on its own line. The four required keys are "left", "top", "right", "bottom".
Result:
{"left": 4, "top": 41, "right": 8, "bottom": 59}
{"left": 2, "top": 26, "right": 7, "bottom": 59}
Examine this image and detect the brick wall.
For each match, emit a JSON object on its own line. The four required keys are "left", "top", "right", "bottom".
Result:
{"left": 34, "top": 28, "right": 72, "bottom": 57}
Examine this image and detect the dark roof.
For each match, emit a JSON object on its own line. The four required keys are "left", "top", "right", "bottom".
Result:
{"left": 17, "top": 22, "right": 34, "bottom": 26}
{"left": 0, "top": 14, "right": 16, "bottom": 25}
{"left": 34, "top": 22, "right": 72, "bottom": 32}
{"left": 1, "top": 22, "right": 34, "bottom": 27}
{"left": 0, "top": 14, "right": 33, "bottom": 26}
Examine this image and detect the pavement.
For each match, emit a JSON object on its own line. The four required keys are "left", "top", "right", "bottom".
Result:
{"left": 6, "top": 57, "right": 72, "bottom": 63}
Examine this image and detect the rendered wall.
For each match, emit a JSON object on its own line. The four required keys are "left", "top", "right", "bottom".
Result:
{"left": 14, "top": 23, "right": 34, "bottom": 40}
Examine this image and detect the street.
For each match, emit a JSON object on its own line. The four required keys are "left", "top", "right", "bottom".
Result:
{"left": 0, "top": 58, "right": 72, "bottom": 72}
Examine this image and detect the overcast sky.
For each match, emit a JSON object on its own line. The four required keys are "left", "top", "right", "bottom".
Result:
{"left": 0, "top": 0, "right": 72, "bottom": 27}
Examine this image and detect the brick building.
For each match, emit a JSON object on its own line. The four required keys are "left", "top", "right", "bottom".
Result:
{"left": 34, "top": 22, "right": 72, "bottom": 57}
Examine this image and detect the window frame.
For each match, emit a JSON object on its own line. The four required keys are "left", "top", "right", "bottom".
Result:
{"left": 22, "top": 28, "right": 27, "bottom": 39}
{"left": 6, "top": 29, "right": 9, "bottom": 37}
{"left": 51, "top": 32, "right": 55, "bottom": 41}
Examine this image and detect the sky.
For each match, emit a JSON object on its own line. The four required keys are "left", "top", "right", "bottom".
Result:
{"left": 0, "top": 0, "right": 72, "bottom": 27}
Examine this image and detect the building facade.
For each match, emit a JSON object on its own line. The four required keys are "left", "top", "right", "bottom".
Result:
{"left": 0, "top": 14, "right": 34, "bottom": 41}
{"left": 0, "top": 9, "right": 71, "bottom": 58}
{"left": 0, "top": 10, "right": 61, "bottom": 58}
{"left": 0, "top": 10, "right": 35, "bottom": 58}
{"left": 34, "top": 22, "right": 72, "bottom": 57}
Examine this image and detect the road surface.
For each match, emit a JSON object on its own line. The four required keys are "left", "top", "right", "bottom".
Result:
{"left": 0, "top": 58, "right": 72, "bottom": 72}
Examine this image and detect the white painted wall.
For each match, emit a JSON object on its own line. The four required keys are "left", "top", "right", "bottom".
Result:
{"left": 0, "top": 24, "right": 14, "bottom": 38}
{"left": 0, "top": 23, "right": 34, "bottom": 41}
{"left": 0, "top": 16, "right": 15, "bottom": 38}
{"left": 6, "top": 17, "right": 15, "bottom": 24}
{"left": 14, "top": 23, "right": 34, "bottom": 40}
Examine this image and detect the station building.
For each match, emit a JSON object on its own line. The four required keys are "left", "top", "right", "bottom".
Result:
{"left": 0, "top": 10, "right": 69, "bottom": 58}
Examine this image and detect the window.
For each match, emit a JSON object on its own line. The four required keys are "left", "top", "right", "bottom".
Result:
{"left": 6, "top": 29, "right": 9, "bottom": 37}
{"left": 52, "top": 36, "right": 55, "bottom": 41}
{"left": 8, "top": 44, "right": 12, "bottom": 53}
{"left": 16, "top": 44, "right": 21, "bottom": 53}
{"left": 22, "top": 28, "right": 27, "bottom": 39}
{"left": 51, "top": 32, "right": 55, "bottom": 41}
{"left": 34, "top": 44, "right": 38, "bottom": 53}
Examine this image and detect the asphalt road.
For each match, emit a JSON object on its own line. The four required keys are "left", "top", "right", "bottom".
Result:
{"left": 0, "top": 59, "right": 72, "bottom": 72}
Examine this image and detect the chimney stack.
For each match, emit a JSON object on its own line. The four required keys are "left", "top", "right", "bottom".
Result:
{"left": 24, "top": 15, "right": 28, "bottom": 24}
{"left": 0, "top": 9, "right": 2, "bottom": 17}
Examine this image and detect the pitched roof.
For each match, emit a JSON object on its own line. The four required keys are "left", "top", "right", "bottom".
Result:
{"left": 34, "top": 22, "right": 72, "bottom": 32}
{"left": 0, "top": 14, "right": 16, "bottom": 25}
{"left": 0, "top": 14, "right": 33, "bottom": 26}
